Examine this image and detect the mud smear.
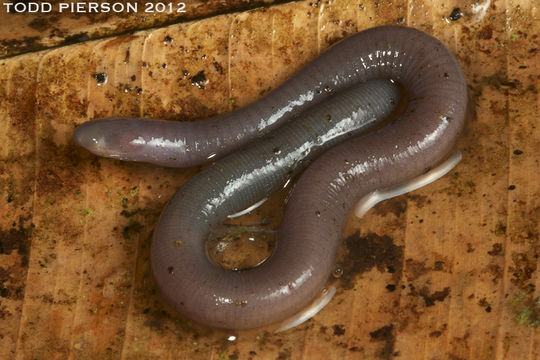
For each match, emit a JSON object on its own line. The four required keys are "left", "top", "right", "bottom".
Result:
{"left": 0, "top": 266, "right": 25, "bottom": 300}
{"left": 339, "top": 232, "right": 403, "bottom": 290}
{"left": 369, "top": 324, "right": 396, "bottom": 359}
{"left": 0, "top": 216, "right": 32, "bottom": 320}
{"left": 371, "top": 198, "right": 407, "bottom": 218}
{"left": 510, "top": 248, "right": 539, "bottom": 291}
{"left": 418, "top": 287, "right": 451, "bottom": 307}
{"left": 0, "top": 216, "right": 31, "bottom": 265}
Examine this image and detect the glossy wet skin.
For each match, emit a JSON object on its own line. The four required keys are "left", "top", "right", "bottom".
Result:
{"left": 74, "top": 26, "right": 467, "bottom": 330}
{"left": 152, "top": 79, "right": 400, "bottom": 329}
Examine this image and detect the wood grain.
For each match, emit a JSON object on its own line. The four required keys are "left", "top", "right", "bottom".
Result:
{"left": 0, "top": 0, "right": 538, "bottom": 359}
{"left": 0, "top": 0, "right": 292, "bottom": 59}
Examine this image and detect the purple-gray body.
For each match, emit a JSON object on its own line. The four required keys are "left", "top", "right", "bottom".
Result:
{"left": 74, "top": 26, "right": 467, "bottom": 330}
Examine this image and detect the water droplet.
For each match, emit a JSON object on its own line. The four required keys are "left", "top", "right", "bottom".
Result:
{"left": 332, "top": 267, "right": 343, "bottom": 278}
{"left": 283, "top": 178, "right": 291, "bottom": 188}
{"left": 206, "top": 226, "right": 276, "bottom": 271}
{"left": 92, "top": 73, "right": 107, "bottom": 85}
{"left": 448, "top": 8, "right": 462, "bottom": 21}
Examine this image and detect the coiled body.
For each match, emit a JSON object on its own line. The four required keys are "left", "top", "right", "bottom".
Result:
{"left": 152, "top": 79, "right": 400, "bottom": 329}
{"left": 74, "top": 26, "right": 467, "bottom": 330}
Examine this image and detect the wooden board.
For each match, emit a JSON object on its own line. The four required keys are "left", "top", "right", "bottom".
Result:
{"left": 0, "top": 0, "right": 538, "bottom": 359}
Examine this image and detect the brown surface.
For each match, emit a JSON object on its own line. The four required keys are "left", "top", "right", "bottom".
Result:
{"left": 0, "top": 0, "right": 539, "bottom": 359}
{"left": 0, "top": 0, "right": 289, "bottom": 59}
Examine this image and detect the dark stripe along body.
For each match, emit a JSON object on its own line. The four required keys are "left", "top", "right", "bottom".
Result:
{"left": 75, "top": 26, "right": 468, "bottom": 330}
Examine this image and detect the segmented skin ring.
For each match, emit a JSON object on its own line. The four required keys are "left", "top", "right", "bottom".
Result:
{"left": 74, "top": 26, "right": 467, "bottom": 330}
